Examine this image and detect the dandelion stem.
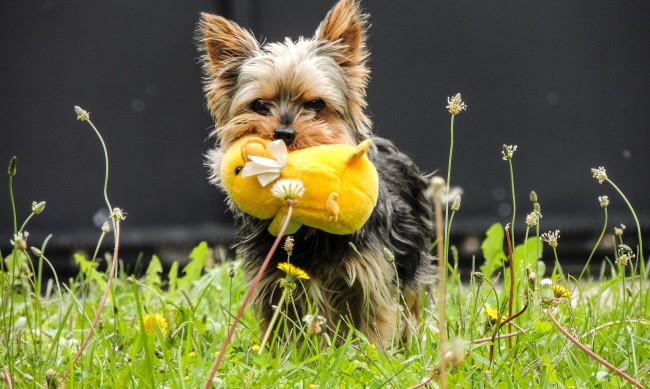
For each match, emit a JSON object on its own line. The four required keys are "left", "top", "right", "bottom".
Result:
{"left": 205, "top": 204, "right": 295, "bottom": 388}
{"left": 489, "top": 298, "right": 529, "bottom": 363}
{"left": 578, "top": 207, "right": 608, "bottom": 283}
{"left": 546, "top": 308, "right": 644, "bottom": 389}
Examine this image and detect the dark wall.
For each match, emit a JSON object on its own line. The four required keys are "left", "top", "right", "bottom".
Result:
{"left": 1, "top": 1, "right": 649, "bottom": 263}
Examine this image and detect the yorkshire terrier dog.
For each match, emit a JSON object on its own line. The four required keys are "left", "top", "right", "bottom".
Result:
{"left": 199, "top": 0, "right": 434, "bottom": 344}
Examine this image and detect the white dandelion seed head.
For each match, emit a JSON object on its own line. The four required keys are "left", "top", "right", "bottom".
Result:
{"left": 271, "top": 179, "right": 305, "bottom": 201}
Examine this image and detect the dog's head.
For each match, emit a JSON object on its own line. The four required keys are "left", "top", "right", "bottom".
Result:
{"left": 199, "top": 0, "right": 372, "bottom": 163}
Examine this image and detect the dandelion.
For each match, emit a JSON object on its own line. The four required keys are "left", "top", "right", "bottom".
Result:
{"left": 591, "top": 166, "right": 608, "bottom": 184}
{"left": 525, "top": 210, "right": 542, "bottom": 227}
{"left": 484, "top": 304, "right": 505, "bottom": 325}
{"left": 143, "top": 313, "right": 168, "bottom": 335}
{"left": 614, "top": 224, "right": 625, "bottom": 237}
{"left": 277, "top": 262, "right": 310, "bottom": 281}
{"left": 598, "top": 195, "right": 609, "bottom": 208}
{"left": 303, "top": 314, "right": 327, "bottom": 335}
{"left": 271, "top": 179, "right": 305, "bottom": 201}
{"left": 552, "top": 283, "right": 571, "bottom": 298}
{"left": 260, "top": 263, "right": 310, "bottom": 354}
{"left": 501, "top": 144, "right": 518, "bottom": 161}
{"left": 251, "top": 344, "right": 261, "bottom": 353}
{"left": 540, "top": 278, "right": 555, "bottom": 300}
{"left": 540, "top": 230, "right": 560, "bottom": 248}
{"left": 446, "top": 93, "right": 467, "bottom": 115}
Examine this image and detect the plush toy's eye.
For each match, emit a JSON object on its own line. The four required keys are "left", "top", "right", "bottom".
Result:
{"left": 304, "top": 98, "right": 325, "bottom": 113}
{"left": 235, "top": 166, "right": 243, "bottom": 175}
{"left": 250, "top": 99, "right": 271, "bottom": 115}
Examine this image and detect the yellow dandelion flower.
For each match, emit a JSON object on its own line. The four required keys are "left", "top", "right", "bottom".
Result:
{"left": 143, "top": 313, "right": 168, "bottom": 335}
{"left": 277, "top": 262, "right": 310, "bottom": 280}
{"left": 484, "top": 304, "right": 505, "bottom": 325}
{"left": 553, "top": 283, "right": 571, "bottom": 298}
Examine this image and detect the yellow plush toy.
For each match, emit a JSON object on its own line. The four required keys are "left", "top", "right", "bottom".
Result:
{"left": 220, "top": 136, "right": 379, "bottom": 235}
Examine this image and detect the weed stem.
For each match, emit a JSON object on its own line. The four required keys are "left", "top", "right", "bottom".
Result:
{"left": 505, "top": 225, "right": 514, "bottom": 348}
{"left": 546, "top": 308, "right": 644, "bottom": 388}
{"left": 578, "top": 207, "right": 608, "bottom": 283}
{"left": 205, "top": 203, "right": 295, "bottom": 388}
{"left": 61, "top": 220, "right": 121, "bottom": 381}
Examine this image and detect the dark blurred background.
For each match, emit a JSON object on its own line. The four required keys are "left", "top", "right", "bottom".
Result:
{"left": 1, "top": 0, "right": 649, "bottom": 276}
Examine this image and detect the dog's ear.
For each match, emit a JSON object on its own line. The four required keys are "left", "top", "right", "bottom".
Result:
{"left": 199, "top": 13, "right": 258, "bottom": 123}
{"left": 199, "top": 13, "right": 258, "bottom": 73}
{"left": 315, "top": 0, "right": 368, "bottom": 67}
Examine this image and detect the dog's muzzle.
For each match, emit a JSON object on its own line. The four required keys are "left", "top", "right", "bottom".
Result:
{"left": 273, "top": 127, "right": 296, "bottom": 145}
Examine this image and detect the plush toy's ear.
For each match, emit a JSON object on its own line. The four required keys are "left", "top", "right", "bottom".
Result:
{"left": 240, "top": 138, "right": 268, "bottom": 162}
{"left": 346, "top": 139, "right": 371, "bottom": 166}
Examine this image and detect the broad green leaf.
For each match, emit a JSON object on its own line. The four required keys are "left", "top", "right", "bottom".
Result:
{"left": 480, "top": 223, "right": 507, "bottom": 278}
{"left": 512, "top": 236, "right": 543, "bottom": 271}
{"left": 167, "top": 261, "right": 179, "bottom": 293}
{"left": 177, "top": 241, "right": 209, "bottom": 290}
{"left": 74, "top": 253, "right": 107, "bottom": 290}
{"left": 145, "top": 255, "right": 163, "bottom": 288}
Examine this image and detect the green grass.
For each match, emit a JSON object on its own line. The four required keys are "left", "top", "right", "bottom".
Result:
{"left": 1, "top": 102, "right": 649, "bottom": 388}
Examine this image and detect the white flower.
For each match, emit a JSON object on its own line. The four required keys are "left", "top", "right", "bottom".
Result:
{"left": 525, "top": 210, "right": 542, "bottom": 227}
{"left": 502, "top": 144, "right": 518, "bottom": 161}
{"left": 614, "top": 224, "right": 626, "bottom": 237}
{"left": 540, "top": 229, "right": 560, "bottom": 248}
{"left": 591, "top": 167, "right": 607, "bottom": 184}
{"left": 10, "top": 231, "right": 29, "bottom": 251}
{"left": 241, "top": 140, "right": 288, "bottom": 187}
{"left": 446, "top": 93, "right": 467, "bottom": 115}
{"left": 271, "top": 179, "right": 305, "bottom": 201}
{"left": 598, "top": 195, "right": 609, "bottom": 208}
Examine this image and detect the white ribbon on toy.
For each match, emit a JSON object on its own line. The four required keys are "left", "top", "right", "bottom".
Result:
{"left": 241, "top": 140, "right": 288, "bottom": 187}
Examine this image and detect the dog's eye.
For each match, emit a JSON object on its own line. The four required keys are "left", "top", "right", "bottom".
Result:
{"left": 303, "top": 98, "right": 325, "bottom": 113}
{"left": 235, "top": 166, "right": 243, "bottom": 175}
{"left": 250, "top": 99, "right": 271, "bottom": 115}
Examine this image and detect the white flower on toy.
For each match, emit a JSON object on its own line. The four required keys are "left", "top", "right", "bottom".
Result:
{"left": 241, "top": 140, "right": 288, "bottom": 186}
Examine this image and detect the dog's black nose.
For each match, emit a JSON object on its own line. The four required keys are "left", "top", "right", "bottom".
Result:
{"left": 273, "top": 127, "right": 296, "bottom": 145}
